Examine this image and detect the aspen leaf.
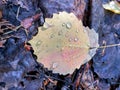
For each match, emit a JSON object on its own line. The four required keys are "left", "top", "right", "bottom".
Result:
{"left": 29, "top": 12, "right": 99, "bottom": 75}
{"left": 103, "top": 0, "right": 120, "bottom": 14}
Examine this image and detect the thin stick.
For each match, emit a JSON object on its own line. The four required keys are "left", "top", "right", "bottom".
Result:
{"left": 91, "top": 43, "right": 120, "bottom": 49}
{"left": 2, "top": 25, "right": 22, "bottom": 35}
{"left": 16, "top": 6, "right": 21, "bottom": 22}
{"left": 67, "top": 43, "right": 120, "bottom": 49}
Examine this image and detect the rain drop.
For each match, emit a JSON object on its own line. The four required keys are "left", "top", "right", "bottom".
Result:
{"left": 74, "top": 37, "right": 79, "bottom": 42}
{"left": 66, "top": 22, "right": 72, "bottom": 29}
{"left": 52, "top": 62, "right": 58, "bottom": 69}
{"left": 58, "top": 31, "right": 63, "bottom": 36}
{"left": 43, "top": 22, "right": 50, "bottom": 29}
{"left": 56, "top": 44, "right": 60, "bottom": 48}
{"left": 36, "top": 40, "right": 42, "bottom": 46}
{"left": 68, "top": 38, "right": 72, "bottom": 42}
{"left": 50, "top": 34, "right": 55, "bottom": 38}
{"left": 83, "top": 29, "right": 87, "bottom": 33}
{"left": 42, "top": 22, "right": 53, "bottom": 30}
{"left": 62, "top": 23, "right": 65, "bottom": 27}
{"left": 76, "top": 30, "right": 79, "bottom": 33}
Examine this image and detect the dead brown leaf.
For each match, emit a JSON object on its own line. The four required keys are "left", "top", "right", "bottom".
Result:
{"left": 0, "top": 40, "right": 6, "bottom": 47}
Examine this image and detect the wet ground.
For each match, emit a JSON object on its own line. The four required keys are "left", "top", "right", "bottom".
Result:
{"left": 0, "top": 0, "right": 120, "bottom": 90}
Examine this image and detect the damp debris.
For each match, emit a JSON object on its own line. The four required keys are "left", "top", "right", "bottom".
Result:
{"left": 29, "top": 12, "right": 99, "bottom": 75}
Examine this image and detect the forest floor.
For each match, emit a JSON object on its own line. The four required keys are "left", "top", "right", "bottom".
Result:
{"left": 0, "top": 0, "right": 120, "bottom": 90}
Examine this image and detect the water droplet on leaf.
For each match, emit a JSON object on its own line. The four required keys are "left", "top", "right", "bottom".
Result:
{"left": 58, "top": 30, "right": 63, "bottom": 36}
{"left": 66, "top": 22, "right": 72, "bottom": 29}
{"left": 76, "top": 30, "right": 79, "bottom": 33}
{"left": 42, "top": 22, "right": 53, "bottom": 30}
{"left": 43, "top": 22, "right": 50, "bottom": 29}
{"left": 50, "top": 34, "right": 55, "bottom": 38}
{"left": 52, "top": 62, "right": 58, "bottom": 69}
{"left": 36, "top": 40, "right": 42, "bottom": 46}
{"left": 74, "top": 38, "right": 79, "bottom": 42}
{"left": 68, "top": 38, "right": 72, "bottom": 42}
{"left": 56, "top": 44, "right": 60, "bottom": 48}
{"left": 62, "top": 23, "right": 65, "bottom": 27}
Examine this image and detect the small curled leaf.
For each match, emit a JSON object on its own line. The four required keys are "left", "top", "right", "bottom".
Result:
{"left": 103, "top": 0, "right": 120, "bottom": 14}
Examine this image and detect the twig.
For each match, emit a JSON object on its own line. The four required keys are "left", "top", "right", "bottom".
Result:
{"left": 16, "top": 6, "right": 21, "bottom": 22}
{"left": 45, "top": 75, "right": 73, "bottom": 86}
{"left": 90, "top": 43, "right": 120, "bottom": 49}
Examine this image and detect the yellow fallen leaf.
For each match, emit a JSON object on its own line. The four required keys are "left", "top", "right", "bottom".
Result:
{"left": 29, "top": 12, "right": 99, "bottom": 75}
{"left": 103, "top": 0, "right": 120, "bottom": 14}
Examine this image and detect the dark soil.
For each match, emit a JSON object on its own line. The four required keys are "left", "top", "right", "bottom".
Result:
{"left": 0, "top": 0, "right": 120, "bottom": 90}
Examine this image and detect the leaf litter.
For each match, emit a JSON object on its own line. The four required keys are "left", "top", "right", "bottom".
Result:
{"left": 0, "top": 0, "right": 120, "bottom": 89}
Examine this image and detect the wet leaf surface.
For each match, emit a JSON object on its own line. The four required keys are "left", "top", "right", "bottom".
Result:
{"left": 29, "top": 12, "right": 98, "bottom": 75}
